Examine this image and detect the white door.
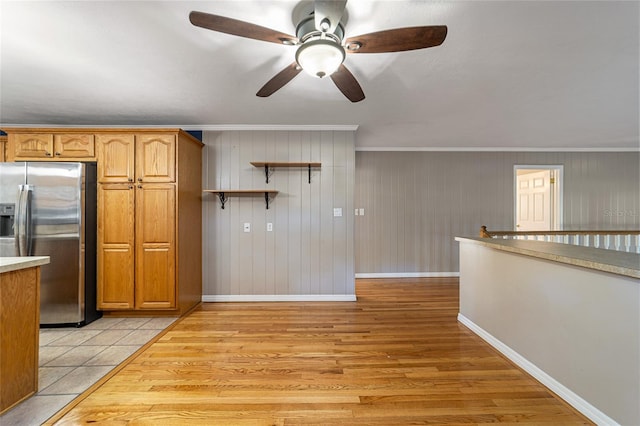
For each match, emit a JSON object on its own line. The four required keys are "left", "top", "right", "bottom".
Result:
{"left": 516, "top": 170, "right": 551, "bottom": 231}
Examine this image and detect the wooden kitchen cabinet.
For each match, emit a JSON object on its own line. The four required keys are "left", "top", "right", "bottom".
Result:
{"left": 7, "top": 132, "right": 96, "bottom": 161}
{"left": 135, "top": 183, "right": 176, "bottom": 309}
{"left": 96, "top": 134, "right": 135, "bottom": 183}
{"left": 94, "top": 129, "right": 202, "bottom": 315}
{"left": 136, "top": 134, "right": 176, "bottom": 182}
{"left": 97, "top": 183, "right": 136, "bottom": 310}
{"left": 1, "top": 127, "right": 203, "bottom": 316}
{"left": 0, "top": 135, "right": 6, "bottom": 161}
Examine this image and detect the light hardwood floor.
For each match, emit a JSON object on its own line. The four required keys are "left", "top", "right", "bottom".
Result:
{"left": 49, "top": 278, "right": 592, "bottom": 425}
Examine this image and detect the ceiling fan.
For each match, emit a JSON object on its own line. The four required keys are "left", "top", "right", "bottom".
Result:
{"left": 189, "top": 1, "right": 447, "bottom": 103}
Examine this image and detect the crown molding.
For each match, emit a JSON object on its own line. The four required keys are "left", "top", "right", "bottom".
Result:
{"left": 355, "top": 146, "right": 640, "bottom": 152}
{"left": 182, "top": 124, "right": 359, "bottom": 131}
{"left": 0, "top": 124, "right": 359, "bottom": 132}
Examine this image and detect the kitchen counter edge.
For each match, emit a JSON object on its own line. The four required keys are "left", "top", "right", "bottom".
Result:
{"left": 0, "top": 257, "right": 51, "bottom": 274}
{"left": 455, "top": 237, "right": 640, "bottom": 279}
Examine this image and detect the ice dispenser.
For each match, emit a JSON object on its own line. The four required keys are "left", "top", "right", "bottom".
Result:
{"left": 0, "top": 203, "right": 15, "bottom": 237}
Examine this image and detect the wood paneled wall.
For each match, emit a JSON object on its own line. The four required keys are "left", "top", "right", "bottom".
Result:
{"left": 355, "top": 151, "right": 640, "bottom": 275}
{"left": 202, "top": 130, "right": 355, "bottom": 299}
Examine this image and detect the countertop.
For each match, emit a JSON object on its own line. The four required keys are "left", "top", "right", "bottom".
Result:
{"left": 0, "top": 256, "right": 50, "bottom": 274}
{"left": 455, "top": 237, "right": 640, "bottom": 279}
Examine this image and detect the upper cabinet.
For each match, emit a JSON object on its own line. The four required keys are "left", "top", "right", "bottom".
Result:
{"left": 95, "top": 134, "right": 175, "bottom": 183}
{"left": 7, "top": 132, "right": 96, "bottom": 161}
{"left": 96, "top": 134, "right": 135, "bottom": 183}
{"left": 135, "top": 134, "right": 176, "bottom": 183}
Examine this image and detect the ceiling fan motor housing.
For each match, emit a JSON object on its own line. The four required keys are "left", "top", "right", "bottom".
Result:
{"left": 296, "top": 14, "right": 344, "bottom": 43}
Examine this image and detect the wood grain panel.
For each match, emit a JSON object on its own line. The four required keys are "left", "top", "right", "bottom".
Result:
{"left": 53, "top": 134, "right": 95, "bottom": 158}
{"left": 135, "top": 134, "right": 176, "bottom": 183}
{"left": 175, "top": 131, "right": 203, "bottom": 315}
{"left": 135, "top": 184, "right": 176, "bottom": 309}
{"left": 96, "top": 134, "right": 135, "bottom": 183}
{"left": 9, "top": 133, "right": 53, "bottom": 159}
{"left": 49, "top": 279, "right": 592, "bottom": 425}
{"left": 97, "top": 183, "right": 135, "bottom": 309}
{"left": 0, "top": 267, "right": 39, "bottom": 413}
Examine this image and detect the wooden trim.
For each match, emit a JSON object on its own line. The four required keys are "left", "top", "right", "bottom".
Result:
{"left": 2, "top": 127, "right": 187, "bottom": 134}
{"left": 480, "top": 225, "right": 640, "bottom": 237}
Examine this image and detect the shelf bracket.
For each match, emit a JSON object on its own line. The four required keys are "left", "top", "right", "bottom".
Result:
{"left": 308, "top": 164, "right": 312, "bottom": 184}
{"left": 265, "top": 191, "right": 271, "bottom": 209}
{"left": 264, "top": 165, "right": 275, "bottom": 184}
{"left": 217, "top": 192, "right": 227, "bottom": 209}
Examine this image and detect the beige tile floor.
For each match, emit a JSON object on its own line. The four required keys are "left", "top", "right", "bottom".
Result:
{"left": 0, "top": 316, "right": 177, "bottom": 426}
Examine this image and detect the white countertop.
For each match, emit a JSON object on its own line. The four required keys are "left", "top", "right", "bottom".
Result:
{"left": 0, "top": 257, "right": 50, "bottom": 274}
{"left": 455, "top": 237, "right": 640, "bottom": 279}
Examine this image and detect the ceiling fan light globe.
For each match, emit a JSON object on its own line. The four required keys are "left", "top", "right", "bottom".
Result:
{"left": 296, "top": 39, "right": 345, "bottom": 78}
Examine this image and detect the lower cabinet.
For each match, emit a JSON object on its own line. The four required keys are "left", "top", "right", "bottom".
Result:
{"left": 98, "top": 183, "right": 176, "bottom": 311}
{"left": 135, "top": 184, "right": 176, "bottom": 310}
{"left": 97, "top": 183, "right": 135, "bottom": 310}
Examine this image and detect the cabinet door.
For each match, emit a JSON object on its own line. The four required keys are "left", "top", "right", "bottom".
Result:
{"left": 0, "top": 136, "right": 6, "bottom": 162}
{"left": 53, "top": 134, "right": 95, "bottom": 159}
{"left": 135, "top": 134, "right": 176, "bottom": 183}
{"left": 10, "top": 134, "right": 54, "bottom": 159}
{"left": 96, "top": 134, "right": 135, "bottom": 183}
{"left": 135, "top": 183, "right": 176, "bottom": 309}
{"left": 97, "top": 183, "right": 135, "bottom": 310}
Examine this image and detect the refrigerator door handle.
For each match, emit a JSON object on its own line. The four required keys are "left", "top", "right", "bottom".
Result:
{"left": 16, "top": 184, "right": 33, "bottom": 256}
{"left": 15, "top": 185, "right": 24, "bottom": 256}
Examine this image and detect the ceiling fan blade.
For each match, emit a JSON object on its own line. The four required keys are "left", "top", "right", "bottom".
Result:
{"left": 314, "top": 0, "right": 346, "bottom": 34}
{"left": 256, "top": 63, "right": 302, "bottom": 97}
{"left": 345, "top": 26, "right": 447, "bottom": 53}
{"left": 189, "top": 11, "right": 298, "bottom": 45}
{"left": 330, "top": 64, "right": 365, "bottom": 103}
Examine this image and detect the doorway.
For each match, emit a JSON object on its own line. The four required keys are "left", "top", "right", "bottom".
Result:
{"left": 514, "top": 165, "right": 563, "bottom": 231}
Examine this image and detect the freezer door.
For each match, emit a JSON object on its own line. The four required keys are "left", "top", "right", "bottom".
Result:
{"left": 26, "top": 162, "right": 84, "bottom": 325}
{"left": 0, "top": 163, "right": 25, "bottom": 256}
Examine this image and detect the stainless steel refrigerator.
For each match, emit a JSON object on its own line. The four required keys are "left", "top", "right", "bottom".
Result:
{"left": 0, "top": 162, "right": 101, "bottom": 327}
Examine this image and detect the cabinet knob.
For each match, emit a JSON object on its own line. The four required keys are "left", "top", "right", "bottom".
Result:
{"left": 137, "top": 178, "right": 142, "bottom": 182}
{"left": 129, "top": 185, "right": 134, "bottom": 189}
{"left": 137, "top": 184, "right": 142, "bottom": 189}
{"left": 55, "top": 152, "right": 61, "bottom": 156}
{"left": 128, "top": 178, "right": 133, "bottom": 182}
{"left": 45, "top": 152, "right": 52, "bottom": 157}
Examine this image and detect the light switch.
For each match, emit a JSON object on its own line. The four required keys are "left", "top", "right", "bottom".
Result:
{"left": 243, "top": 223, "right": 251, "bottom": 233}
{"left": 267, "top": 222, "right": 273, "bottom": 232}
{"left": 333, "top": 208, "right": 343, "bottom": 217}
{"left": 359, "top": 208, "right": 365, "bottom": 216}
{"left": 354, "top": 209, "right": 359, "bottom": 216}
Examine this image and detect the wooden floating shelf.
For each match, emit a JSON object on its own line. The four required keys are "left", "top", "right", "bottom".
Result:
{"left": 250, "top": 162, "right": 322, "bottom": 184}
{"left": 204, "top": 189, "right": 279, "bottom": 210}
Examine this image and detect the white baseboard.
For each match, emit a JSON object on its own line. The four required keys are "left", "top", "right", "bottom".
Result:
{"left": 355, "top": 272, "right": 459, "bottom": 279}
{"left": 457, "top": 313, "right": 619, "bottom": 426}
{"left": 202, "top": 294, "right": 357, "bottom": 302}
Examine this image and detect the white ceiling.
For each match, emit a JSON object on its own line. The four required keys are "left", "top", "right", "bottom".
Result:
{"left": 1, "top": 1, "right": 638, "bottom": 150}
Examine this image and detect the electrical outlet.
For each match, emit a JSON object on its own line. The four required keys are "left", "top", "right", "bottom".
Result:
{"left": 267, "top": 222, "right": 273, "bottom": 232}
{"left": 354, "top": 209, "right": 359, "bottom": 216}
{"left": 359, "top": 208, "right": 365, "bottom": 216}
{"left": 333, "top": 208, "right": 343, "bottom": 217}
{"left": 243, "top": 223, "right": 251, "bottom": 233}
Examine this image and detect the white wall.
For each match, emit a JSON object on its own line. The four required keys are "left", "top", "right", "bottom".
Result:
{"left": 458, "top": 240, "right": 640, "bottom": 425}
{"left": 201, "top": 130, "right": 355, "bottom": 300}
